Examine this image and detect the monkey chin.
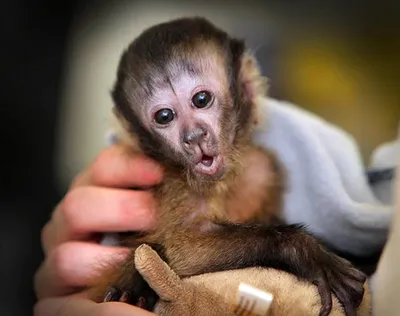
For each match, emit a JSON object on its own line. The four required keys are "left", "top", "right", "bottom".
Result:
{"left": 193, "top": 154, "right": 225, "bottom": 181}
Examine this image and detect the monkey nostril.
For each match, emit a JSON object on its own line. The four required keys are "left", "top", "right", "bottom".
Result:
{"left": 183, "top": 127, "right": 209, "bottom": 148}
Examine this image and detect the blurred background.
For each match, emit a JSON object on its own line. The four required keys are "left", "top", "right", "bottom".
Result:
{"left": 1, "top": 0, "right": 399, "bottom": 315}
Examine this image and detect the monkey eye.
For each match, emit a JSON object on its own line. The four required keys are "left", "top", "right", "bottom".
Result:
{"left": 154, "top": 108, "right": 175, "bottom": 125}
{"left": 192, "top": 91, "right": 213, "bottom": 108}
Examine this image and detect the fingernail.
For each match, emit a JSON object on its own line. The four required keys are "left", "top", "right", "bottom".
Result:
{"left": 119, "top": 291, "right": 131, "bottom": 302}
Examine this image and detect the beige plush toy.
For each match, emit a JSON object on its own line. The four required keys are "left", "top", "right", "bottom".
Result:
{"left": 134, "top": 244, "right": 372, "bottom": 316}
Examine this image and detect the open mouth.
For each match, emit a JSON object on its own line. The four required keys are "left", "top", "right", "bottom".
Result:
{"left": 194, "top": 154, "right": 223, "bottom": 178}
{"left": 201, "top": 154, "right": 214, "bottom": 167}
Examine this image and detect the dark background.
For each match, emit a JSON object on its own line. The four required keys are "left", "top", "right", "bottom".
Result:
{"left": 1, "top": 1, "right": 399, "bottom": 315}
{"left": 1, "top": 1, "right": 82, "bottom": 315}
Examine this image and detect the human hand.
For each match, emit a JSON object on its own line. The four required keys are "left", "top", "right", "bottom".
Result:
{"left": 34, "top": 291, "right": 157, "bottom": 316}
{"left": 34, "top": 144, "right": 163, "bottom": 301}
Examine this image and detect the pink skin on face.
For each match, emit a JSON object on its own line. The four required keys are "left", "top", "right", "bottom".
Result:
{"left": 140, "top": 65, "right": 231, "bottom": 179}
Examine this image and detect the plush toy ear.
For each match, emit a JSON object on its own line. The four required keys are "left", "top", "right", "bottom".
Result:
{"left": 134, "top": 244, "right": 184, "bottom": 302}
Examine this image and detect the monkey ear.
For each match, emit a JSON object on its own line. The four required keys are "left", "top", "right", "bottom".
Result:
{"left": 109, "top": 106, "right": 142, "bottom": 151}
{"left": 134, "top": 244, "right": 185, "bottom": 301}
{"left": 239, "top": 52, "right": 268, "bottom": 103}
{"left": 238, "top": 52, "right": 269, "bottom": 126}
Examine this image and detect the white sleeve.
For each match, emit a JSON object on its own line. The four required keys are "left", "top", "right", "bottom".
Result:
{"left": 252, "top": 97, "right": 394, "bottom": 257}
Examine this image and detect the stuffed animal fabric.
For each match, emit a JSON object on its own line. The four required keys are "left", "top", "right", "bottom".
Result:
{"left": 134, "top": 244, "right": 372, "bottom": 316}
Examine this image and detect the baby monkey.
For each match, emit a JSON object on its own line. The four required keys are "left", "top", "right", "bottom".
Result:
{"left": 91, "top": 17, "right": 366, "bottom": 316}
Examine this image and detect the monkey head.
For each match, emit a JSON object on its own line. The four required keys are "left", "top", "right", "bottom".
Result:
{"left": 112, "top": 17, "right": 267, "bottom": 189}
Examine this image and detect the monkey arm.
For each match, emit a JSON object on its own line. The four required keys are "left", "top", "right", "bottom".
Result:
{"left": 101, "top": 223, "right": 365, "bottom": 316}
{"left": 164, "top": 223, "right": 366, "bottom": 316}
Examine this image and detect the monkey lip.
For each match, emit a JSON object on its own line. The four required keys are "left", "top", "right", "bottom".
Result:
{"left": 194, "top": 154, "right": 224, "bottom": 177}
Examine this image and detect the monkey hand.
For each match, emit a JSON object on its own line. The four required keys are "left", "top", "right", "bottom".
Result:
{"left": 103, "top": 269, "right": 158, "bottom": 311}
{"left": 307, "top": 249, "right": 367, "bottom": 316}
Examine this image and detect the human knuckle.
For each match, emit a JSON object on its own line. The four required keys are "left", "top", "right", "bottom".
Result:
{"left": 40, "top": 222, "right": 51, "bottom": 248}
{"left": 33, "top": 265, "right": 46, "bottom": 299}
{"left": 71, "top": 171, "right": 87, "bottom": 187}
{"left": 51, "top": 242, "right": 76, "bottom": 285}
{"left": 62, "top": 189, "right": 85, "bottom": 233}
{"left": 33, "top": 300, "right": 47, "bottom": 316}
{"left": 91, "top": 149, "right": 113, "bottom": 183}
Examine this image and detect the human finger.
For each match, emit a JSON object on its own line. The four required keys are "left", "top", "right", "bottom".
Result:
{"left": 34, "top": 241, "right": 130, "bottom": 299}
{"left": 71, "top": 145, "right": 164, "bottom": 189}
{"left": 42, "top": 187, "right": 156, "bottom": 254}
{"left": 34, "top": 292, "right": 156, "bottom": 316}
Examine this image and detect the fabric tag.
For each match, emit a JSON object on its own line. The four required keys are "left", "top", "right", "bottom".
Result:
{"left": 233, "top": 283, "right": 274, "bottom": 316}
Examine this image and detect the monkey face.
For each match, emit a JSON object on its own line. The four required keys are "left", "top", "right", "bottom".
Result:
{"left": 140, "top": 67, "right": 234, "bottom": 181}
{"left": 112, "top": 17, "right": 259, "bottom": 187}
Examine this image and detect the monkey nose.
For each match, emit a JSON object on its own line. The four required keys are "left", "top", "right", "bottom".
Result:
{"left": 183, "top": 127, "right": 208, "bottom": 147}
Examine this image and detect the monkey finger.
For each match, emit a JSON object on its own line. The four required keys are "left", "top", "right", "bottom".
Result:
{"left": 315, "top": 274, "right": 333, "bottom": 316}
{"left": 42, "top": 187, "right": 157, "bottom": 253}
{"left": 72, "top": 144, "right": 164, "bottom": 189}
{"left": 34, "top": 241, "right": 130, "bottom": 299}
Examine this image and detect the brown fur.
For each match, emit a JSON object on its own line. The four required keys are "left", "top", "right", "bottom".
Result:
{"left": 90, "top": 17, "right": 366, "bottom": 316}
{"left": 134, "top": 244, "right": 371, "bottom": 316}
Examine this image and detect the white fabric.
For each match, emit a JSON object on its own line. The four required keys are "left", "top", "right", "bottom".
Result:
{"left": 252, "top": 98, "right": 393, "bottom": 256}
{"left": 369, "top": 127, "right": 400, "bottom": 205}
